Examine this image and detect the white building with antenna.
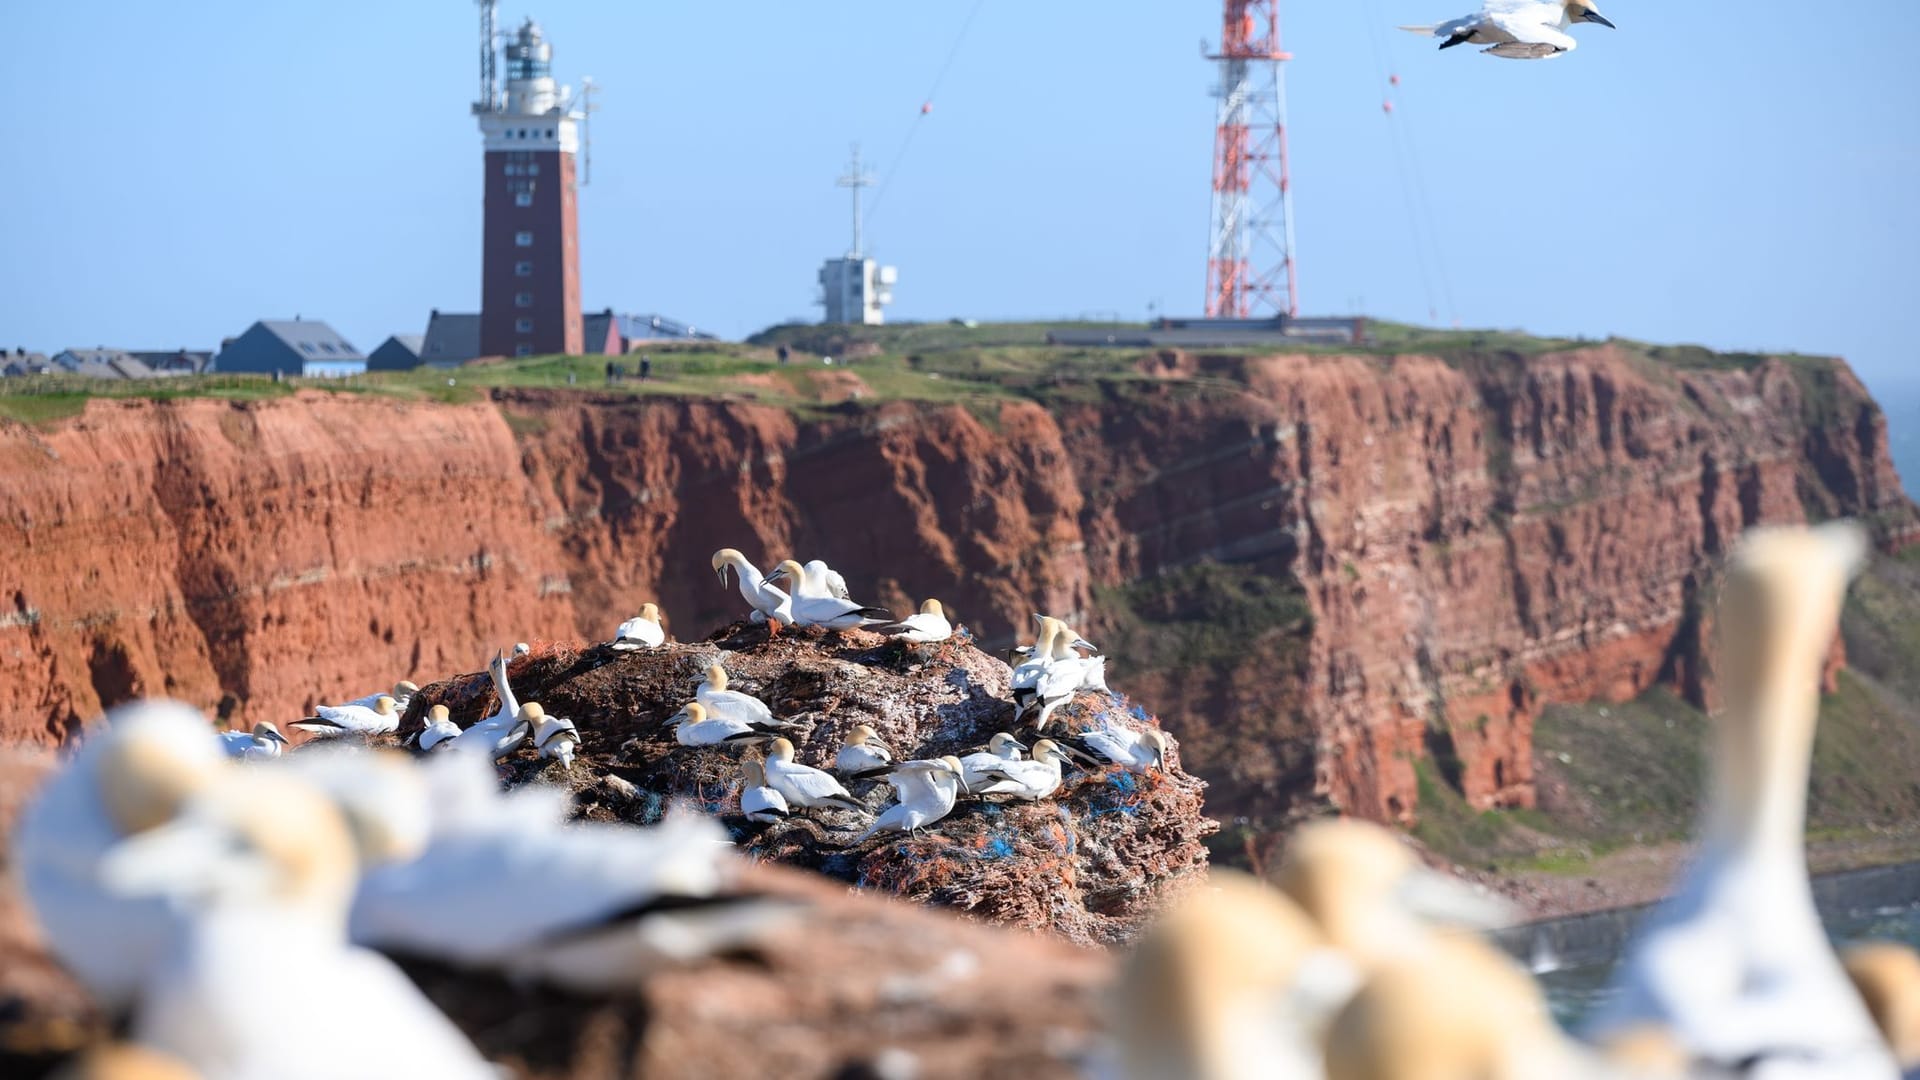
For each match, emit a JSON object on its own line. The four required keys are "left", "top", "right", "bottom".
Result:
{"left": 817, "top": 145, "right": 897, "bottom": 326}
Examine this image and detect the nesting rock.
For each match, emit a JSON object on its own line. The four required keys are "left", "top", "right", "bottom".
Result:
{"left": 405, "top": 626, "right": 1216, "bottom": 946}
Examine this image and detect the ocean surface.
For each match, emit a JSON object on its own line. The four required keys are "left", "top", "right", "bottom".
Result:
{"left": 1864, "top": 373, "right": 1920, "bottom": 501}
{"left": 1535, "top": 900, "right": 1920, "bottom": 1028}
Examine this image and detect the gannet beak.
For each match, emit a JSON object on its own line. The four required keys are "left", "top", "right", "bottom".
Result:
{"left": 1580, "top": 11, "right": 1616, "bottom": 28}
{"left": 715, "top": 566, "right": 731, "bottom": 588}
{"left": 265, "top": 728, "right": 290, "bottom": 746}
{"left": 1071, "top": 637, "right": 1099, "bottom": 655}
{"left": 1010, "top": 740, "right": 1030, "bottom": 753}
{"left": 1396, "top": 867, "right": 1520, "bottom": 931}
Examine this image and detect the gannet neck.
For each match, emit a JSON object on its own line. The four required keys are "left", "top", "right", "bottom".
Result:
{"left": 489, "top": 652, "right": 519, "bottom": 719}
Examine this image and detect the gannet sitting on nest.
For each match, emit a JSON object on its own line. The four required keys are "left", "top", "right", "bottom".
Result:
{"left": 696, "top": 664, "right": 781, "bottom": 730}
{"left": 739, "top": 759, "right": 791, "bottom": 823}
{"left": 410, "top": 704, "right": 461, "bottom": 753}
{"left": 972, "top": 739, "right": 1070, "bottom": 801}
{"left": 856, "top": 756, "right": 966, "bottom": 841}
{"left": 712, "top": 549, "right": 793, "bottom": 633}
{"left": 767, "top": 559, "right": 892, "bottom": 630}
{"left": 757, "top": 737, "right": 866, "bottom": 813}
{"left": 99, "top": 767, "right": 497, "bottom": 1079}
{"left": 1586, "top": 522, "right": 1899, "bottom": 1079}
{"left": 669, "top": 701, "right": 794, "bottom": 747}
{"left": 878, "top": 599, "right": 953, "bottom": 644}
{"left": 444, "top": 651, "right": 532, "bottom": 760}
{"left": 289, "top": 695, "right": 402, "bottom": 740}
{"left": 834, "top": 724, "right": 895, "bottom": 776}
{"left": 953, "top": 732, "right": 1027, "bottom": 791}
{"left": 526, "top": 704, "right": 581, "bottom": 768}
{"left": 345, "top": 681, "right": 420, "bottom": 713}
{"left": 217, "top": 722, "right": 288, "bottom": 762}
{"left": 1402, "top": 0, "right": 1615, "bottom": 59}
{"left": 1069, "top": 720, "right": 1171, "bottom": 774}
{"left": 14, "top": 700, "right": 228, "bottom": 1011}
{"left": 610, "top": 603, "right": 667, "bottom": 651}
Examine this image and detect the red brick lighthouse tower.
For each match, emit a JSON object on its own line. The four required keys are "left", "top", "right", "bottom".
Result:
{"left": 475, "top": 15, "right": 582, "bottom": 358}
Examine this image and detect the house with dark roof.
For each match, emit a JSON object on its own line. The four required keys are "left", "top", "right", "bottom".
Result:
{"left": 1, "top": 349, "right": 53, "bottom": 377}
{"left": 51, "top": 348, "right": 158, "bottom": 380}
{"left": 584, "top": 310, "right": 720, "bottom": 354}
{"left": 421, "top": 311, "right": 482, "bottom": 368}
{"left": 367, "top": 334, "right": 425, "bottom": 372}
{"left": 129, "top": 349, "right": 213, "bottom": 375}
{"left": 214, "top": 319, "right": 365, "bottom": 377}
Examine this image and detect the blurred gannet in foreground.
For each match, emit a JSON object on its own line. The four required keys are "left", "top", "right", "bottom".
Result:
{"left": 288, "top": 695, "right": 401, "bottom": 739}
{"left": 1587, "top": 522, "right": 1899, "bottom": 1079}
{"left": 739, "top": 759, "right": 791, "bottom": 823}
{"left": 345, "top": 681, "right": 419, "bottom": 712}
{"left": 759, "top": 737, "right": 866, "bottom": 813}
{"left": 712, "top": 548, "right": 793, "bottom": 631}
{"left": 99, "top": 768, "right": 496, "bottom": 1080}
{"left": 445, "top": 652, "right": 532, "bottom": 759}
{"left": 1844, "top": 943, "right": 1920, "bottom": 1074}
{"left": 14, "top": 700, "right": 227, "bottom": 1011}
{"left": 954, "top": 731, "right": 1027, "bottom": 790}
{"left": 1402, "top": 0, "right": 1615, "bottom": 59}
{"left": 834, "top": 724, "right": 895, "bottom": 776}
{"left": 610, "top": 603, "right": 667, "bottom": 651}
{"left": 217, "top": 721, "right": 288, "bottom": 761}
{"left": 972, "top": 739, "right": 1069, "bottom": 801}
{"left": 410, "top": 704, "right": 461, "bottom": 752}
{"left": 526, "top": 704, "right": 581, "bottom": 768}
{"left": 768, "top": 559, "right": 892, "bottom": 630}
{"left": 48, "top": 1045, "right": 200, "bottom": 1080}
{"left": 1115, "top": 871, "right": 1356, "bottom": 1080}
{"left": 856, "top": 756, "right": 966, "bottom": 841}
{"left": 879, "top": 598, "right": 953, "bottom": 644}
{"left": 1070, "top": 721, "right": 1170, "bottom": 774}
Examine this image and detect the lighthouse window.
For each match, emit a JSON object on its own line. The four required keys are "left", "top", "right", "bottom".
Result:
{"left": 515, "top": 318, "right": 534, "bottom": 333}
{"left": 514, "top": 261, "right": 534, "bottom": 276}
{"left": 504, "top": 163, "right": 517, "bottom": 176}
{"left": 515, "top": 292, "right": 534, "bottom": 308}
{"left": 515, "top": 191, "right": 533, "bottom": 208}
{"left": 515, "top": 231, "right": 534, "bottom": 247}
{"left": 527, "top": 163, "right": 540, "bottom": 176}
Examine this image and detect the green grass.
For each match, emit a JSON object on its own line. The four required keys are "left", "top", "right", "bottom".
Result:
{"left": 1092, "top": 560, "right": 1313, "bottom": 675}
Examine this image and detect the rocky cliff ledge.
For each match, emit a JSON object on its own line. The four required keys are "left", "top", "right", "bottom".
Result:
{"left": 2, "top": 342, "right": 1908, "bottom": 830}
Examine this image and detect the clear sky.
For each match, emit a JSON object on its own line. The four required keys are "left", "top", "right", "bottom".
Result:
{"left": 2, "top": 2, "right": 1915, "bottom": 388}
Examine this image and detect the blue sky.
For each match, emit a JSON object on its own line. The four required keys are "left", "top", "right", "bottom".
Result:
{"left": 3, "top": 2, "right": 1915, "bottom": 392}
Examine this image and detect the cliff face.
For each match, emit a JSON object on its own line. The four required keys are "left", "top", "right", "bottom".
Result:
{"left": 1, "top": 345, "right": 1907, "bottom": 827}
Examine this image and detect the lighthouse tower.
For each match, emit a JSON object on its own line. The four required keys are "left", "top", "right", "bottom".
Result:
{"left": 475, "top": 16, "right": 582, "bottom": 358}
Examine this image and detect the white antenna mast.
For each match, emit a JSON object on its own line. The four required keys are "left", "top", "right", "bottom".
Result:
{"left": 836, "top": 143, "right": 874, "bottom": 259}
{"left": 578, "top": 75, "right": 601, "bottom": 186}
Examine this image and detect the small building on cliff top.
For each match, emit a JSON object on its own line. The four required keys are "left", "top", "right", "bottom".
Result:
{"left": 421, "top": 311, "right": 481, "bottom": 367}
{"left": 214, "top": 319, "right": 365, "bottom": 377}
{"left": 367, "top": 334, "right": 425, "bottom": 372}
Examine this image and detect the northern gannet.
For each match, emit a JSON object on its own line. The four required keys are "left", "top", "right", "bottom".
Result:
{"left": 1586, "top": 523, "right": 1898, "bottom": 1078}
{"left": 712, "top": 548, "right": 793, "bottom": 631}
{"left": 13, "top": 700, "right": 227, "bottom": 1010}
{"left": 1844, "top": 943, "right": 1920, "bottom": 1074}
{"left": 856, "top": 756, "right": 966, "bottom": 841}
{"left": 1009, "top": 619, "right": 1061, "bottom": 716}
{"left": 760, "top": 737, "right": 866, "bottom": 812}
{"left": 288, "top": 695, "right": 401, "bottom": 739}
{"left": 667, "top": 701, "right": 774, "bottom": 747}
{"left": 526, "top": 704, "right": 580, "bottom": 768}
{"left": 97, "top": 768, "right": 497, "bottom": 1079}
{"left": 412, "top": 704, "right": 460, "bottom": 753}
{"left": 1071, "top": 722, "right": 1171, "bottom": 774}
{"left": 444, "top": 652, "right": 532, "bottom": 759}
{"left": 740, "top": 759, "right": 791, "bottom": 823}
{"left": 796, "top": 558, "right": 851, "bottom": 600}
{"left": 217, "top": 722, "right": 288, "bottom": 761}
{"left": 879, "top": 598, "right": 953, "bottom": 644}
{"left": 1401, "top": 0, "right": 1616, "bottom": 60}
{"left": 767, "top": 559, "right": 892, "bottom": 630}
{"left": 696, "top": 664, "right": 780, "bottom": 729}
{"left": 954, "top": 732, "right": 1028, "bottom": 791}
{"left": 513, "top": 642, "right": 531, "bottom": 657}
{"left": 972, "top": 738, "right": 1070, "bottom": 801}
{"left": 834, "top": 724, "right": 895, "bottom": 776}
{"left": 1017, "top": 616, "right": 1105, "bottom": 730}
{"left": 1114, "top": 871, "right": 1356, "bottom": 1080}
{"left": 346, "top": 681, "right": 419, "bottom": 712}
{"left": 611, "top": 603, "right": 667, "bottom": 651}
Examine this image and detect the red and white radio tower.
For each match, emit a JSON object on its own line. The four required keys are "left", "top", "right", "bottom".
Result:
{"left": 1205, "top": 1, "right": 1300, "bottom": 319}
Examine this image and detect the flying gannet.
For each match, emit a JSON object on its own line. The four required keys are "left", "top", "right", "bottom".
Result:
{"left": 1586, "top": 523, "right": 1899, "bottom": 1079}
{"left": 1402, "top": 0, "right": 1616, "bottom": 60}
{"left": 611, "top": 603, "right": 668, "bottom": 651}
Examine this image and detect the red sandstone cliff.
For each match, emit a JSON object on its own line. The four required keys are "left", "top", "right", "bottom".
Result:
{"left": 1, "top": 345, "right": 1907, "bottom": 827}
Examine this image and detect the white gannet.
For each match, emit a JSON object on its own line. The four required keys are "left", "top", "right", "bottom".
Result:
{"left": 1009, "top": 619, "right": 1060, "bottom": 716}
{"left": 1032, "top": 612, "right": 1098, "bottom": 654}
{"left": 345, "top": 681, "right": 420, "bottom": 712}
{"left": 696, "top": 663, "right": 780, "bottom": 728}
{"left": 13, "top": 700, "right": 228, "bottom": 1011}
{"left": 834, "top": 724, "right": 895, "bottom": 776}
{"left": 856, "top": 756, "right": 966, "bottom": 841}
{"left": 972, "top": 739, "right": 1069, "bottom": 801}
{"left": 611, "top": 603, "right": 667, "bottom": 651}
{"left": 444, "top": 652, "right": 533, "bottom": 760}
{"left": 1586, "top": 523, "right": 1899, "bottom": 1078}
{"left": 955, "top": 732, "right": 1028, "bottom": 791}
{"left": 760, "top": 737, "right": 866, "bottom": 813}
{"left": 527, "top": 703, "right": 581, "bottom": 768}
{"left": 740, "top": 759, "right": 791, "bottom": 823}
{"left": 288, "top": 695, "right": 401, "bottom": 740}
{"left": 412, "top": 704, "right": 461, "bottom": 753}
{"left": 1072, "top": 722, "right": 1171, "bottom": 774}
{"left": 767, "top": 559, "right": 892, "bottom": 630}
{"left": 1844, "top": 943, "right": 1920, "bottom": 1074}
{"left": 1401, "top": 0, "right": 1615, "bottom": 60}
{"left": 97, "top": 768, "right": 497, "bottom": 1080}
{"left": 670, "top": 701, "right": 796, "bottom": 747}
{"left": 787, "top": 558, "right": 850, "bottom": 600}
{"left": 1027, "top": 615, "right": 1108, "bottom": 731}
{"left": 879, "top": 598, "right": 953, "bottom": 644}
{"left": 712, "top": 548, "right": 794, "bottom": 632}
{"left": 217, "top": 722, "right": 288, "bottom": 761}
{"left": 513, "top": 642, "right": 531, "bottom": 657}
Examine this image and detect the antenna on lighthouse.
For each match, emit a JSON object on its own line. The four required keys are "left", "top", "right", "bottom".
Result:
{"left": 837, "top": 143, "right": 875, "bottom": 259}
{"left": 472, "top": 0, "right": 499, "bottom": 115}
{"left": 1204, "top": 1, "right": 1300, "bottom": 319}
{"left": 577, "top": 76, "right": 600, "bottom": 186}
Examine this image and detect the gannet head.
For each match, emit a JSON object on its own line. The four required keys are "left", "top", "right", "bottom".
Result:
{"left": 988, "top": 732, "right": 1027, "bottom": 757}
{"left": 640, "top": 602, "right": 661, "bottom": 623}
{"left": 513, "top": 642, "right": 531, "bottom": 657}
{"left": 920, "top": 598, "right": 945, "bottom": 617}
{"left": 711, "top": 548, "right": 744, "bottom": 587}
{"left": 767, "top": 559, "right": 806, "bottom": 585}
{"left": 373, "top": 695, "right": 399, "bottom": 717}
{"left": 95, "top": 700, "right": 229, "bottom": 836}
{"left": 706, "top": 664, "right": 730, "bottom": 692}
{"left": 1845, "top": 943, "right": 1920, "bottom": 1067}
{"left": 1142, "top": 729, "right": 1171, "bottom": 770}
{"left": 937, "top": 755, "right": 968, "bottom": 793}
{"left": 1031, "top": 739, "right": 1065, "bottom": 766}
{"left": 666, "top": 701, "right": 705, "bottom": 727}
{"left": 847, "top": 724, "right": 889, "bottom": 755}
{"left": 428, "top": 703, "right": 451, "bottom": 722}
{"left": 766, "top": 737, "right": 797, "bottom": 763}
{"left": 392, "top": 681, "right": 419, "bottom": 698}
{"left": 252, "top": 721, "right": 290, "bottom": 746}
{"left": 743, "top": 758, "right": 767, "bottom": 788}
{"left": 517, "top": 702, "right": 546, "bottom": 724}
{"left": 1567, "top": 1, "right": 1615, "bottom": 28}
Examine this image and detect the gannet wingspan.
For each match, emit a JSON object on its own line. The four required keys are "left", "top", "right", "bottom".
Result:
{"left": 1404, "top": 1, "right": 1611, "bottom": 59}
{"left": 1587, "top": 523, "right": 1898, "bottom": 1078}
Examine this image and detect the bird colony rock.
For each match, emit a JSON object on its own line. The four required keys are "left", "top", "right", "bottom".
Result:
{"left": 407, "top": 626, "right": 1217, "bottom": 947}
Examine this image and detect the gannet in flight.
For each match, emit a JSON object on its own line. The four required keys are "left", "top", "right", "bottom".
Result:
{"left": 217, "top": 722, "right": 288, "bottom": 761}
{"left": 856, "top": 756, "right": 966, "bottom": 841}
{"left": 712, "top": 549, "right": 794, "bottom": 631}
{"left": 610, "top": 603, "right": 667, "bottom": 651}
{"left": 834, "top": 724, "right": 895, "bottom": 776}
{"left": 1586, "top": 523, "right": 1899, "bottom": 1079}
{"left": 767, "top": 559, "right": 892, "bottom": 630}
{"left": 289, "top": 695, "right": 401, "bottom": 739}
{"left": 98, "top": 768, "right": 497, "bottom": 1080}
{"left": 879, "top": 598, "right": 953, "bottom": 644}
{"left": 1402, "top": 0, "right": 1615, "bottom": 59}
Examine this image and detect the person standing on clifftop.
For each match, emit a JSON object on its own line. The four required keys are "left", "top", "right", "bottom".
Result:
{"left": 640, "top": 355, "right": 652, "bottom": 381}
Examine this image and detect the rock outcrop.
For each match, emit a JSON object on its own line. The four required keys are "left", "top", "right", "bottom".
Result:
{"left": 1, "top": 344, "right": 1909, "bottom": 830}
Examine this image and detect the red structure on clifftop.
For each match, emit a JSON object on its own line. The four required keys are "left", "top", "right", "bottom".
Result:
{"left": 1205, "top": 1, "right": 1300, "bottom": 319}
